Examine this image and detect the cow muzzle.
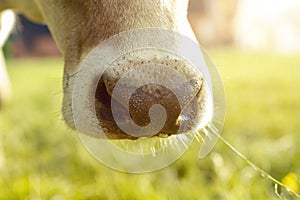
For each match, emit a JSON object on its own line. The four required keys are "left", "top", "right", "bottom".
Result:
{"left": 95, "top": 49, "right": 212, "bottom": 139}
{"left": 72, "top": 28, "right": 214, "bottom": 140}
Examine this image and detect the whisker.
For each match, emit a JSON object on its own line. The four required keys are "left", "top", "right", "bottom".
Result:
{"left": 195, "top": 131, "right": 204, "bottom": 143}
{"left": 200, "top": 122, "right": 300, "bottom": 199}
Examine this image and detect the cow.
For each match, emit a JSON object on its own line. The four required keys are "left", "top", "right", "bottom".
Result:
{"left": 0, "top": 0, "right": 213, "bottom": 141}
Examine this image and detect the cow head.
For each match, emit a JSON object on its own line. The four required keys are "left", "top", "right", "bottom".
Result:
{"left": 2, "top": 0, "right": 213, "bottom": 139}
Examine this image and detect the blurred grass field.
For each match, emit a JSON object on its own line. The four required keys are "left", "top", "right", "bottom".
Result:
{"left": 0, "top": 49, "right": 300, "bottom": 199}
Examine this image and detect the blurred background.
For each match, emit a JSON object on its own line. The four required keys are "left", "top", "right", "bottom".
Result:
{"left": 0, "top": 0, "right": 300, "bottom": 199}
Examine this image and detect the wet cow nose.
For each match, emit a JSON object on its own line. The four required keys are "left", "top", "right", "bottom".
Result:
{"left": 127, "top": 83, "right": 182, "bottom": 132}
{"left": 95, "top": 75, "right": 205, "bottom": 139}
{"left": 94, "top": 50, "right": 209, "bottom": 139}
{"left": 96, "top": 82, "right": 182, "bottom": 135}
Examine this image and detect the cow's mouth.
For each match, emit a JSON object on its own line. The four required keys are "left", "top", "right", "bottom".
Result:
{"left": 94, "top": 51, "right": 211, "bottom": 140}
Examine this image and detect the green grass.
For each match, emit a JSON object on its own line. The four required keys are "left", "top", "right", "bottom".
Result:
{"left": 0, "top": 49, "right": 300, "bottom": 199}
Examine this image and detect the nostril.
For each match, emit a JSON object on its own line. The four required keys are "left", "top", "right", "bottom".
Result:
{"left": 95, "top": 81, "right": 114, "bottom": 122}
{"left": 95, "top": 81, "right": 110, "bottom": 107}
